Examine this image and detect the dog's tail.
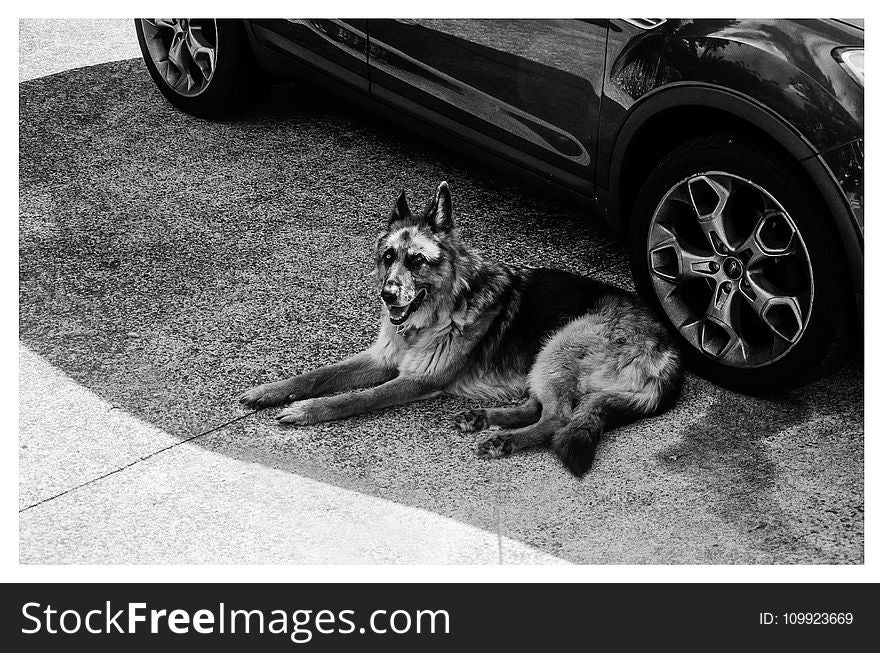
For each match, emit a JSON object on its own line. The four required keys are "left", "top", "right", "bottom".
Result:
{"left": 553, "top": 381, "right": 679, "bottom": 477}
{"left": 551, "top": 399, "right": 613, "bottom": 477}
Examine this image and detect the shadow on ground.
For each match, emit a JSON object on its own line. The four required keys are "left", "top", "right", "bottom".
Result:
{"left": 19, "top": 60, "right": 864, "bottom": 563}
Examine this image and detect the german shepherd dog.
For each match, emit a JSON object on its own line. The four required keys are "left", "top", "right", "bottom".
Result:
{"left": 240, "top": 182, "right": 682, "bottom": 475}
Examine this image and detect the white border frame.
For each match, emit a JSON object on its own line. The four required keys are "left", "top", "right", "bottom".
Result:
{"left": 6, "top": 1, "right": 875, "bottom": 584}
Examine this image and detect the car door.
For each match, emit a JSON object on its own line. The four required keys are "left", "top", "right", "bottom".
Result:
{"left": 366, "top": 19, "right": 608, "bottom": 193}
{"left": 248, "top": 19, "right": 369, "bottom": 92}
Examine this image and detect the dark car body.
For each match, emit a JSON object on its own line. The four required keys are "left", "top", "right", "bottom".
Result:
{"left": 240, "top": 18, "right": 863, "bottom": 303}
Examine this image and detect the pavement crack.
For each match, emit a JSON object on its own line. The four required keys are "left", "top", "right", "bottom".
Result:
{"left": 18, "top": 410, "right": 258, "bottom": 513}
{"left": 495, "top": 464, "right": 505, "bottom": 565}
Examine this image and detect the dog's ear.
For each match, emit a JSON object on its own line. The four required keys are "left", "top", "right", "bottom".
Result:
{"left": 387, "top": 188, "right": 410, "bottom": 228}
{"left": 423, "top": 181, "right": 453, "bottom": 233}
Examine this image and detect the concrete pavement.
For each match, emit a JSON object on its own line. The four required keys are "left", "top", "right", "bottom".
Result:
{"left": 19, "top": 19, "right": 141, "bottom": 83}
{"left": 20, "top": 346, "right": 561, "bottom": 564}
{"left": 18, "top": 20, "right": 863, "bottom": 564}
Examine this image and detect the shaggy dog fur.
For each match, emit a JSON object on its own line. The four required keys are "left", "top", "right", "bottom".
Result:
{"left": 240, "top": 182, "right": 682, "bottom": 475}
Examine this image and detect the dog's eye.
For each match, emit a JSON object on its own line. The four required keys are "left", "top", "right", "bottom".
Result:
{"left": 382, "top": 250, "right": 394, "bottom": 264}
{"left": 411, "top": 253, "right": 427, "bottom": 267}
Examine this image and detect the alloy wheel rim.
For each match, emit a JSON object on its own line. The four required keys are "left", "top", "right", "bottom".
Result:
{"left": 647, "top": 171, "right": 814, "bottom": 368}
{"left": 141, "top": 19, "right": 218, "bottom": 97}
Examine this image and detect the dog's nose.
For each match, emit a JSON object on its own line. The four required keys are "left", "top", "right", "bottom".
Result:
{"left": 381, "top": 289, "right": 398, "bottom": 305}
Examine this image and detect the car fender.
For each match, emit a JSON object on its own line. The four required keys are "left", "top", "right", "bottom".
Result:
{"left": 608, "top": 82, "right": 862, "bottom": 296}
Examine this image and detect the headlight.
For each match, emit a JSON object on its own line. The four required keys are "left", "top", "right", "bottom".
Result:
{"left": 837, "top": 48, "right": 864, "bottom": 86}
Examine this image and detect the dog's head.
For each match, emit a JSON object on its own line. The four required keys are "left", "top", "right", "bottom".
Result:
{"left": 372, "top": 181, "right": 456, "bottom": 326}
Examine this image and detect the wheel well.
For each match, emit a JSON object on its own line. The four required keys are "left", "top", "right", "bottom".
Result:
{"left": 616, "top": 101, "right": 861, "bottom": 317}
{"left": 616, "top": 106, "right": 803, "bottom": 231}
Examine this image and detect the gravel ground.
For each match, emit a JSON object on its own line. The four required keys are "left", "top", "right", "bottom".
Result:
{"left": 19, "top": 58, "right": 864, "bottom": 563}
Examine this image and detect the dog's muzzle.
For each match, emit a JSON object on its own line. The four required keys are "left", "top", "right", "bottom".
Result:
{"left": 384, "top": 288, "right": 427, "bottom": 325}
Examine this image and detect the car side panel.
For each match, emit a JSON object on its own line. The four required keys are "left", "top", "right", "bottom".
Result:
{"left": 367, "top": 19, "right": 607, "bottom": 192}
{"left": 247, "top": 19, "right": 369, "bottom": 92}
{"left": 241, "top": 19, "right": 606, "bottom": 211}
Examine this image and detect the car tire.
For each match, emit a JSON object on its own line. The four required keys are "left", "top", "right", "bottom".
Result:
{"left": 629, "top": 132, "right": 850, "bottom": 394}
{"left": 135, "top": 19, "right": 265, "bottom": 118}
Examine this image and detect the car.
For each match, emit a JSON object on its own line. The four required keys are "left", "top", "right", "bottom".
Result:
{"left": 135, "top": 18, "right": 864, "bottom": 394}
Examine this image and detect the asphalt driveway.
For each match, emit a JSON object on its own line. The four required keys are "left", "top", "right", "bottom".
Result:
{"left": 19, "top": 57, "right": 864, "bottom": 563}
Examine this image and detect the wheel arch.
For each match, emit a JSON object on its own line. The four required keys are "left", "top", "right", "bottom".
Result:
{"left": 609, "top": 83, "right": 862, "bottom": 296}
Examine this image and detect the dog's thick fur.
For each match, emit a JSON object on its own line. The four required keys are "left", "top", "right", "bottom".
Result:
{"left": 240, "top": 182, "right": 682, "bottom": 475}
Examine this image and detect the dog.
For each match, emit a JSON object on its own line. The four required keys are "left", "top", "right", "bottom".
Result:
{"left": 239, "top": 181, "right": 682, "bottom": 475}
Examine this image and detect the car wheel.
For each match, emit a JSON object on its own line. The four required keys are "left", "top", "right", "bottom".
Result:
{"left": 135, "top": 19, "right": 264, "bottom": 118}
{"left": 630, "top": 132, "right": 849, "bottom": 393}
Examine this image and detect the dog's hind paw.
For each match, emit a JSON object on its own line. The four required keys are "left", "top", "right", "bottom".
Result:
{"left": 452, "top": 408, "right": 488, "bottom": 432}
{"left": 477, "top": 432, "right": 513, "bottom": 459}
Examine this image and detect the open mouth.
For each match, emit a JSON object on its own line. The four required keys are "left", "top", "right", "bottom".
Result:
{"left": 386, "top": 288, "right": 428, "bottom": 325}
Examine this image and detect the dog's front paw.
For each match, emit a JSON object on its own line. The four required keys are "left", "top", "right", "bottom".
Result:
{"left": 452, "top": 408, "right": 488, "bottom": 432}
{"left": 276, "top": 399, "right": 315, "bottom": 425}
{"left": 239, "top": 381, "right": 294, "bottom": 409}
{"left": 476, "top": 432, "right": 513, "bottom": 459}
